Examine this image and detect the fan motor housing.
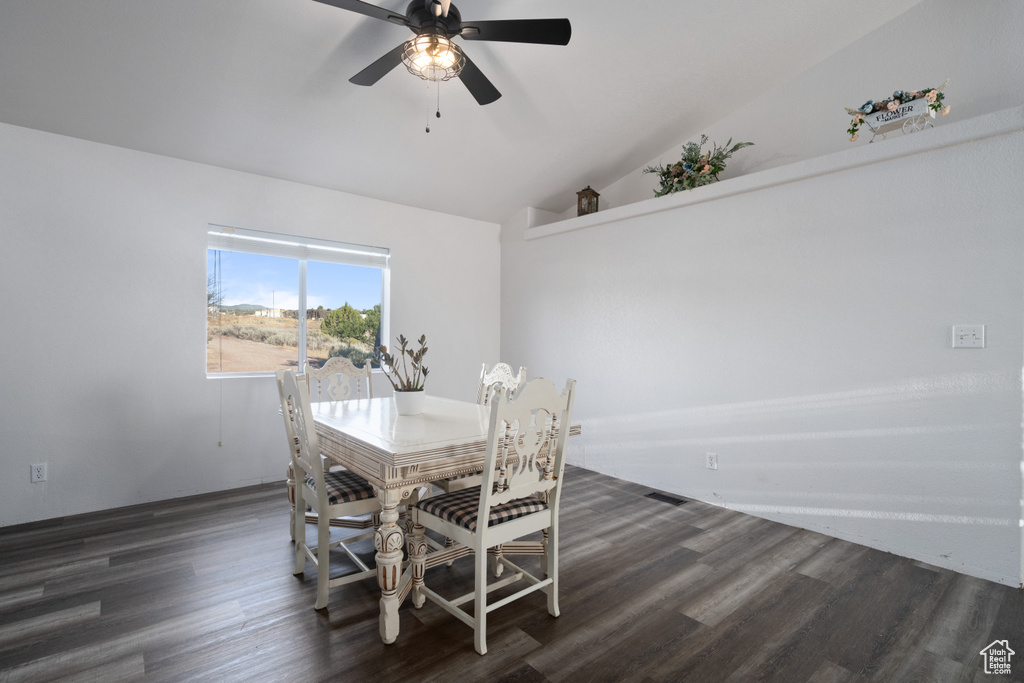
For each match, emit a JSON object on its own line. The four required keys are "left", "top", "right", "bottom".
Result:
{"left": 405, "top": 0, "right": 462, "bottom": 36}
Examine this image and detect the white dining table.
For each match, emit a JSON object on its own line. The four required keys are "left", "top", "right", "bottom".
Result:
{"left": 310, "top": 394, "right": 579, "bottom": 645}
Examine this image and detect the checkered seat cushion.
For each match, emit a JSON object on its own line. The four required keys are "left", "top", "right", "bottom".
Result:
{"left": 415, "top": 486, "right": 548, "bottom": 532}
{"left": 306, "top": 469, "right": 376, "bottom": 505}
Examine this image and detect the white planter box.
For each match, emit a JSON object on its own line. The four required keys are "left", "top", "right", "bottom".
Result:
{"left": 860, "top": 97, "right": 939, "bottom": 141}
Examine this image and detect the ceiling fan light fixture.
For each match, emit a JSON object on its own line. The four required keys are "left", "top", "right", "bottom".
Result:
{"left": 402, "top": 34, "right": 465, "bottom": 81}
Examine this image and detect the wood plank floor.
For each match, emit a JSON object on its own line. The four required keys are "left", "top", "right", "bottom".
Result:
{"left": 1, "top": 466, "right": 1021, "bottom": 682}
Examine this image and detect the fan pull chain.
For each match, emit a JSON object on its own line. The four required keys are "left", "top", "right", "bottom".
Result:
{"left": 425, "top": 81, "right": 443, "bottom": 133}
{"left": 425, "top": 80, "right": 432, "bottom": 133}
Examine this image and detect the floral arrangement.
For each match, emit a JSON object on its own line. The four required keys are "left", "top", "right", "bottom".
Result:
{"left": 643, "top": 135, "right": 754, "bottom": 196}
{"left": 846, "top": 80, "right": 949, "bottom": 141}
{"left": 373, "top": 334, "right": 429, "bottom": 392}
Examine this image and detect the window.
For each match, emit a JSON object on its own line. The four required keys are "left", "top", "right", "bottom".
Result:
{"left": 207, "top": 225, "right": 389, "bottom": 376}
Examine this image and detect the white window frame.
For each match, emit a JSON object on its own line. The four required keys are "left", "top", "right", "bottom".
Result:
{"left": 206, "top": 223, "right": 390, "bottom": 378}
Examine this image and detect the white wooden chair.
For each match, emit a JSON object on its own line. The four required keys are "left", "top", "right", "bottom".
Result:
{"left": 307, "top": 355, "right": 373, "bottom": 401}
{"left": 476, "top": 362, "right": 526, "bottom": 407}
{"left": 285, "top": 356, "right": 374, "bottom": 539}
{"left": 408, "top": 377, "right": 576, "bottom": 655}
{"left": 277, "top": 369, "right": 382, "bottom": 610}
{"left": 434, "top": 362, "right": 526, "bottom": 495}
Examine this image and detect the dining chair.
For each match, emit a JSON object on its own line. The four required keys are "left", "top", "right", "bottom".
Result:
{"left": 408, "top": 377, "right": 576, "bottom": 655}
{"left": 307, "top": 355, "right": 373, "bottom": 401}
{"left": 278, "top": 369, "right": 382, "bottom": 610}
{"left": 285, "top": 356, "right": 375, "bottom": 539}
{"left": 475, "top": 362, "right": 526, "bottom": 407}
{"left": 434, "top": 362, "right": 526, "bottom": 495}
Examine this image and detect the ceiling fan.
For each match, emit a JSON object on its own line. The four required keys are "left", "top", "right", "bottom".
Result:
{"left": 314, "top": 0, "right": 571, "bottom": 105}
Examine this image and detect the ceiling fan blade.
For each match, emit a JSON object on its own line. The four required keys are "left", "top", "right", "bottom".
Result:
{"left": 460, "top": 18, "right": 571, "bottom": 45}
{"left": 458, "top": 53, "right": 500, "bottom": 105}
{"left": 349, "top": 43, "right": 406, "bottom": 86}
{"left": 313, "top": 0, "right": 410, "bottom": 27}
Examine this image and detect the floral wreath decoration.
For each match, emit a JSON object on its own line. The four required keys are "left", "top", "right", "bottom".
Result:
{"left": 642, "top": 135, "right": 754, "bottom": 196}
{"left": 845, "top": 79, "right": 949, "bottom": 141}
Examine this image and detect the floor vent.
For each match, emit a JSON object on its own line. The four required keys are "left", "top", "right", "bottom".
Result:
{"left": 645, "top": 492, "right": 688, "bottom": 506}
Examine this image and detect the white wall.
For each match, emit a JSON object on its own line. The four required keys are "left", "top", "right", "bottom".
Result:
{"left": 0, "top": 122, "right": 500, "bottom": 527}
{"left": 501, "top": 0, "right": 1024, "bottom": 588}
{"left": 502, "top": 110, "right": 1024, "bottom": 587}
{"left": 581, "top": 0, "right": 1024, "bottom": 216}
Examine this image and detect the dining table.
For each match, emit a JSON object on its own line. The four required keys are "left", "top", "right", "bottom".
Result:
{"left": 310, "top": 393, "right": 580, "bottom": 645}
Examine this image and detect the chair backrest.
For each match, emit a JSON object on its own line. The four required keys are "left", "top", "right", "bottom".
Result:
{"left": 308, "top": 356, "right": 372, "bottom": 402}
{"left": 276, "top": 369, "right": 301, "bottom": 463}
{"left": 277, "top": 369, "right": 328, "bottom": 506}
{"left": 478, "top": 377, "right": 576, "bottom": 522}
{"left": 476, "top": 362, "right": 527, "bottom": 406}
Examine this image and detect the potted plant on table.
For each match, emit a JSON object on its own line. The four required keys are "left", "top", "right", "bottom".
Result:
{"left": 374, "top": 334, "right": 429, "bottom": 415}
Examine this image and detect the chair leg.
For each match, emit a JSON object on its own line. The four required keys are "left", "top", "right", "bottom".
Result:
{"left": 293, "top": 542, "right": 306, "bottom": 576}
{"left": 286, "top": 462, "right": 296, "bottom": 542}
{"left": 293, "top": 487, "right": 307, "bottom": 576}
{"left": 314, "top": 513, "right": 331, "bottom": 610}
{"left": 408, "top": 522, "right": 427, "bottom": 609}
{"left": 474, "top": 545, "right": 488, "bottom": 655}
{"left": 546, "top": 525, "right": 559, "bottom": 618}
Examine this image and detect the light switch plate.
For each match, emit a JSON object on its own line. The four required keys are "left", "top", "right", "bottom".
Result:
{"left": 952, "top": 325, "right": 985, "bottom": 348}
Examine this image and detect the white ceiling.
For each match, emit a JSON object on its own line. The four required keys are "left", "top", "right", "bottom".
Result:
{"left": 0, "top": 0, "right": 922, "bottom": 224}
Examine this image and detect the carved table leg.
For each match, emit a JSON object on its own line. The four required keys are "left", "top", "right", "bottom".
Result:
{"left": 492, "top": 543, "right": 504, "bottom": 577}
{"left": 374, "top": 488, "right": 407, "bottom": 644}
{"left": 408, "top": 522, "right": 427, "bottom": 609}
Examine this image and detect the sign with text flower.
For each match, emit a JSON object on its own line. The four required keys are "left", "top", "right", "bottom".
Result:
{"left": 845, "top": 80, "right": 949, "bottom": 142}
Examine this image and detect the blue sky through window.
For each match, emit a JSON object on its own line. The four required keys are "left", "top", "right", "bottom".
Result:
{"left": 208, "top": 250, "right": 381, "bottom": 311}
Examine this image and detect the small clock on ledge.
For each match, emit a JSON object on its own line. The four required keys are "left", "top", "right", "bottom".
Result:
{"left": 576, "top": 186, "right": 600, "bottom": 216}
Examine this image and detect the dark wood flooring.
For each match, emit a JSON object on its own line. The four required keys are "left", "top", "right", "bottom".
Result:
{"left": 1, "top": 466, "right": 1021, "bottom": 682}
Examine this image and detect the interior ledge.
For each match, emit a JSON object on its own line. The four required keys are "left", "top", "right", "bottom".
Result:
{"left": 524, "top": 104, "right": 1024, "bottom": 241}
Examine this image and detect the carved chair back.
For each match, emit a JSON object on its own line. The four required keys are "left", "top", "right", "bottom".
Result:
{"left": 476, "top": 362, "right": 526, "bottom": 407}
{"left": 307, "top": 356, "right": 372, "bottom": 402}
{"left": 276, "top": 369, "right": 302, "bottom": 465}
{"left": 477, "top": 377, "right": 576, "bottom": 532}
{"left": 279, "top": 369, "right": 329, "bottom": 510}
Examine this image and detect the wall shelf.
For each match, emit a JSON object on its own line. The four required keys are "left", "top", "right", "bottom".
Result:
{"left": 524, "top": 105, "right": 1024, "bottom": 241}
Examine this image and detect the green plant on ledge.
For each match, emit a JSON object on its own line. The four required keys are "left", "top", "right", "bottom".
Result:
{"left": 643, "top": 135, "right": 754, "bottom": 196}
{"left": 373, "top": 334, "right": 429, "bottom": 392}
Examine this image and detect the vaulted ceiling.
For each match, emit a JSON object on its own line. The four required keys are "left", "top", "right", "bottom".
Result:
{"left": 0, "top": 0, "right": 922, "bottom": 224}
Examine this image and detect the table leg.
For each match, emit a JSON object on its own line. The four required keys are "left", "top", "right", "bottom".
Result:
{"left": 408, "top": 521, "right": 427, "bottom": 609}
{"left": 374, "top": 488, "right": 406, "bottom": 644}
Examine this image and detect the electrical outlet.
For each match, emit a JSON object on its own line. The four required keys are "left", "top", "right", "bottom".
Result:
{"left": 706, "top": 452, "right": 718, "bottom": 471}
{"left": 31, "top": 463, "right": 47, "bottom": 483}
